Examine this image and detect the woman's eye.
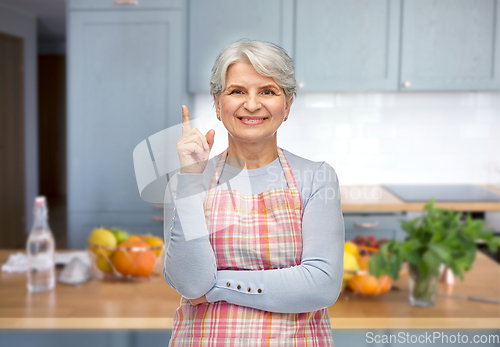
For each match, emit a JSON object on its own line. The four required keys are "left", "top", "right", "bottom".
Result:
{"left": 263, "top": 90, "right": 275, "bottom": 95}
{"left": 231, "top": 90, "right": 242, "bottom": 95}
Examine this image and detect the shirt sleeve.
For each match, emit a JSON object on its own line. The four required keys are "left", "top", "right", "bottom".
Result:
{"left": 204, "top": 162, "right": 345, "bottom": 313}
{"left": 163, "top": 171, "right": 218, "bottom": 299}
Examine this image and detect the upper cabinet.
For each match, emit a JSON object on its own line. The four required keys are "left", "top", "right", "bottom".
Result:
{"left": 68, "top": 0, "right": 182, "bottom": 10}
{"left": 188, "top": 0, "right": 500, "bottom": 92}
{"left": 67, "top": 0, "right": 189, "bottom": 247}
{"left": 294, "top": 0, "right": 401, "bottom": 92}
{"left": 68, "top": 8, "right": 185, "bottom": 213}
{"left": 188, "top": 0, "right": 294, "bottom": 93}
{"left": 400, "top": 0, "right": 500, "bottom": 91}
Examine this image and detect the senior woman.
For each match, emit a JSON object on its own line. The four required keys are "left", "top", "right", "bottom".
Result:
{"left": 163, "top": 40, "right": 344, "bottom": 346}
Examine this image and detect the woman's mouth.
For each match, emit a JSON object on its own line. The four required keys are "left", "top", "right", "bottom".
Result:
{"left": 238, "top": 117, "right": 267, "bottom": 125}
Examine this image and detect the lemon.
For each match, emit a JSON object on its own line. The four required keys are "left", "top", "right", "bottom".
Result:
{"left": 95, "top": 254, "right": 113, "bottom": 273}
{"left": 344, "top": 241, "right": 359, "bottom": 259}
{"left": 145, "top": 236, "right": 165, "bottom": 256}
{"left": 88, "top": 228, "right": 117, "bottom": 257}
{"left": 343, "top": 252, "right": 360, "bottom": 282}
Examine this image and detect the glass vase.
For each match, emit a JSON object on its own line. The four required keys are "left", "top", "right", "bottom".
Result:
{"left": 408, "top": 264, "right": 439, "bottom": 307}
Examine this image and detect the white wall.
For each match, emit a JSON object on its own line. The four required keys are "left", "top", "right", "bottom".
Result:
{"left": 192, "top": 92, "right": 500, "bottom": 186}
{"left": 0, "top": 3, "right": 38, "bottom": 235}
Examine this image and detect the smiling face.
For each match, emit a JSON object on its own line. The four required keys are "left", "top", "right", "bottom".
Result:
{"left": 214, "top": 62, "right": 292, "bottom": 149}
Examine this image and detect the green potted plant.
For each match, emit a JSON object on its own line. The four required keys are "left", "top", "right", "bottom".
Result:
{"left": 369, "top": 198, "right": 500, "bottom": 307}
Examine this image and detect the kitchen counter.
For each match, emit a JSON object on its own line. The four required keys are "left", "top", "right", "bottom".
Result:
{"left": 1, "top": 249, "right": 499, "bottom": 330}
{"left": 341, "top": 184, "right": 500, "bottom": 212}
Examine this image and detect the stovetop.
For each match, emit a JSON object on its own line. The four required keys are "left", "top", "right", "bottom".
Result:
{"left": 382, "top": 184, "right": 500, "bottom": 202}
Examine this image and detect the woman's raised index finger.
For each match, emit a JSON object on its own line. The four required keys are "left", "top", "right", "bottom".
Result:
{"left": 181, "top": 105, "right": 191, "bottom": 134}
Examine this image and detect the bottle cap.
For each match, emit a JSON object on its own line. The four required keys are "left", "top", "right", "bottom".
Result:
{"left": 35, "top": 196, "right": 46, "bottom": 207}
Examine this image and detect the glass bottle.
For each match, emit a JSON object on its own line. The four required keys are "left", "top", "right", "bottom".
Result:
{"left": 26, "top": 196, "right": 55, "bottom": 292}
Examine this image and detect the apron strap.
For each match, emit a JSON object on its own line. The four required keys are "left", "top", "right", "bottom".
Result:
{"left": 208, "top": 147, "right": 302, "bottom": 214}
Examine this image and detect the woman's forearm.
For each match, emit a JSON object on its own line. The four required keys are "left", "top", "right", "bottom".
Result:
{"left": 163, "top": 173, "right": 217, "bottom": 299}
{"left": 205, "top": 163, "right": 345, "bottom": 313}
{"left": 205, "top": 217, "right": 344, "bottom": 313}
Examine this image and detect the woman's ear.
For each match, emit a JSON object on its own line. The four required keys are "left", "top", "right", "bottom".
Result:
{"left": 213, "top": 93, "right": 220, "bottom": 113}
{"left": 285, "top": 96, "right": 293, "bottom": 116}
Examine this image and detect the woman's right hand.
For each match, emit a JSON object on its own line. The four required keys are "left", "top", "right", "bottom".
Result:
{"left": 176, "top": 105, "right": 215, "bottom": 174}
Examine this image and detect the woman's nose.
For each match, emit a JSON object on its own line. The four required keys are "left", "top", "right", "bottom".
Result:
{"left": 244, "top": 94, "right": 261, "bottom": 112}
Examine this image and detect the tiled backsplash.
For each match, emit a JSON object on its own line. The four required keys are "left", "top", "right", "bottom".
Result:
{"left": 192, "top": 92, "right": 500, "bottom": 186}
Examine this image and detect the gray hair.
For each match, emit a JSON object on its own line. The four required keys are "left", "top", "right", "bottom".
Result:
{"left": 210, "top": 40, "right": 296, "bottom": 103}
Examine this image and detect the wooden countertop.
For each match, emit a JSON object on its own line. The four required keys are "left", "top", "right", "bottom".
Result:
{"left": 1, "top": 249, "right": 499, "bottom": 330}
{"left": 341, "top": 184, "right": 500, "bottom": 212}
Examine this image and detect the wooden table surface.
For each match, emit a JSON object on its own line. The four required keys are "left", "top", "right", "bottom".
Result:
{"left": 340, "top": 184, "right": 500, "bottom": 212}
{"left": 1, "top": 250, "right": 499, "bottom": 330}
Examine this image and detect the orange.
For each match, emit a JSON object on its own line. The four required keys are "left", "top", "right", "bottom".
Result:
{"left": 347, "top": 254, "right": 392, "bottom": 295}
{"left": 111, "top": 238, "right": 156, "bottom": 277}
{"left": 347, "top": 273, "right": 392, "bottom": 295}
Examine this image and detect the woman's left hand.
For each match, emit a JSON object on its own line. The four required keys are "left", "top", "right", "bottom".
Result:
{"left": 188, "top": 295, "right": 208, "bottom": 306}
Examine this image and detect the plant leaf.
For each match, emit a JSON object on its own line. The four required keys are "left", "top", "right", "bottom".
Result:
{"left": 423, "top": 249, "right": 441, "bottom": 277}
{"left": 368, "top": 253, "right": 384, "bottom": 278}
{"left": 403, "top": 249, "right": 422, "bottom": 267}
{"left": 429, "top": 242, "right": 452, "bottom": 263}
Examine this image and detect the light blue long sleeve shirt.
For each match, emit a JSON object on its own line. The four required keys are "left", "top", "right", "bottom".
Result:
{"left": 163, "top": 149, "right": 345, "bottom": 314}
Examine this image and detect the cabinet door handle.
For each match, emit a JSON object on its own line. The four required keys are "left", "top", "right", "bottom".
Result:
{"left": 152, "top": 204, "right": 164, "bottom": 210}
{"left": 353, "top": 221, "right": 379, "bottom": 229}
{"left": 152, "top": 216, "right": 164, "bottom": 222}
{"left": 113, "top": 0, "right": 138, "bottom": 5}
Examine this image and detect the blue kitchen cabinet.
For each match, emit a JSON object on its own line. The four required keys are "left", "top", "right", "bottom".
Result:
{"left": 294, "top": 0, "right": 401, "bottom": 92}
{"left": 68, "top": 0, "right": 182, "bottom": 10}
{"left": 67, "top": 1, "right": 189, "bottom": 248}
{"left": 188, "top": 0, "right": 294, "bottom": 93}
{"left": 400, "top": 0, "right": 500, "bottom": 91}
{"left": 343, "top": 213, "right": 407, "bottom": 242}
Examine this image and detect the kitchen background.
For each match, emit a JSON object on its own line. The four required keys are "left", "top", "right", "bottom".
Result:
{"left": 1, "top": 0, "right": 500, "bottom": 346}
{"left": 1, "top": 0, "right": 499, "bottom": 250}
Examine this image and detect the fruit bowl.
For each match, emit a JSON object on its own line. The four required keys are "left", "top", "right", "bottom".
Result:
{"left": 343, "top": 241, "right": 393, "bottom": 296}
{"left": 87, "top": 234, "right": 165, "bottom": 281}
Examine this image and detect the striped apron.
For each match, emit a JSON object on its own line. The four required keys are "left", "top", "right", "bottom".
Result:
{"left": 169, "top": 147, "right": 333, "bottom": 346}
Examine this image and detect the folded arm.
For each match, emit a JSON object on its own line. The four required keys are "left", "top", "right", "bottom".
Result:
{"left": 204, "top": 163, "right": 345, "bottom": 313}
